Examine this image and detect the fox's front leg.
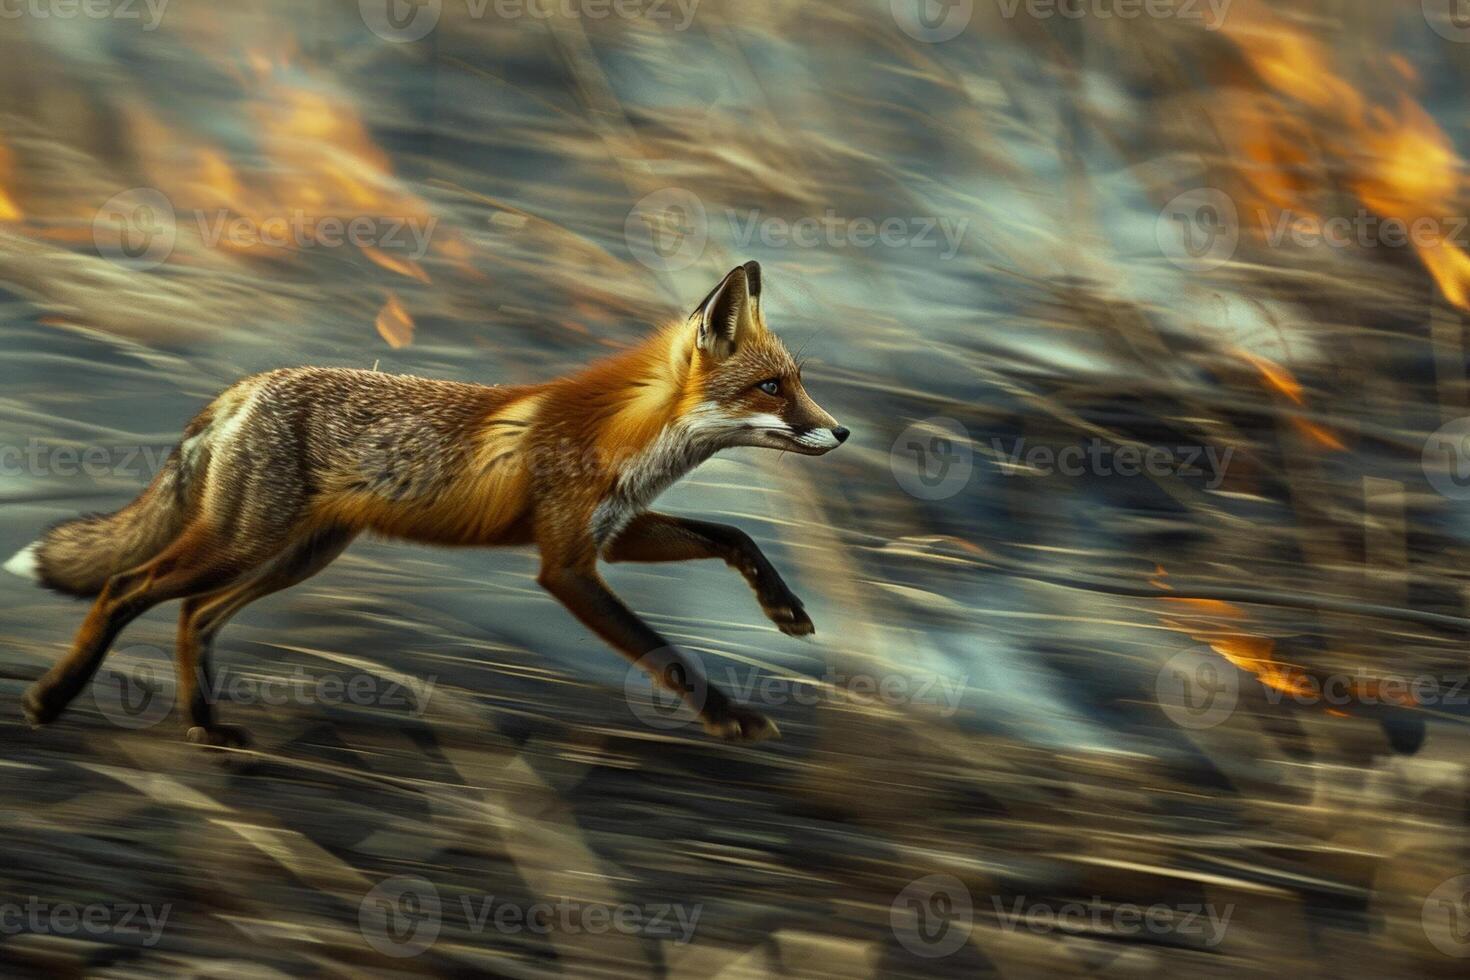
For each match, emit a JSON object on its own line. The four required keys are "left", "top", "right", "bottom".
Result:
{"left": 604, "top": 513, "right": 814, "bottom": 636}
{"left": 536, "top": 539, "right": 779, "bottom": 741}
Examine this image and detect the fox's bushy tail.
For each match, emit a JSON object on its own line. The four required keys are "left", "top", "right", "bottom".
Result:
{"left": 6, "top": 456, "right": 188, "bottom": 597}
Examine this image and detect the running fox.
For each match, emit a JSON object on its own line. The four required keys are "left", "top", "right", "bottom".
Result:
{"left": 8, "top": 261, "right": 848, "bottom": 746}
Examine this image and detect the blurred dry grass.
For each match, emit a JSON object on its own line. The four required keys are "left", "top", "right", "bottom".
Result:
{"left": 2, "top": 0, "right": 1470, "bottom": 976}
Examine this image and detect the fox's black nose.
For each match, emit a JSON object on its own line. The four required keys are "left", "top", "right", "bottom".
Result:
{"left": 832, "top": 426, "right": 850, "bottom": 444}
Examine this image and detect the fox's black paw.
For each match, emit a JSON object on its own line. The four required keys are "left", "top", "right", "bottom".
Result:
{"left": 21, "top": 685, "right": 61, "bottom": 728}
{"left": 762, "top": 594, "right": 815, "bottom": 636}
{"left": 702, "top": 704, "right": 780, "bottom": 742}
{"left": 186, "top": 724, "right": 251, "bottom": 749}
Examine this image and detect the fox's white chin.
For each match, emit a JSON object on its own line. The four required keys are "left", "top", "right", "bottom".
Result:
{"left": 742, "top": 427, "right": 843, "bottom": 456}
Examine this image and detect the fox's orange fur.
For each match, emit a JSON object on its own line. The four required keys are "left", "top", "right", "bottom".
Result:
{"left": 11, "top": 262, "right": 848, "bottom": 744}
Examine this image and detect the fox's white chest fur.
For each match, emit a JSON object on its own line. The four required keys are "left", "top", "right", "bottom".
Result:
{"left": 590, "top": 403, "right": 748, "bottom": 548}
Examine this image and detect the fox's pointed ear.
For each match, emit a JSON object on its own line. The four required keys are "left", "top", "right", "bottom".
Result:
{"left": 694, "top": 263, "right": 761, "bottom": 360}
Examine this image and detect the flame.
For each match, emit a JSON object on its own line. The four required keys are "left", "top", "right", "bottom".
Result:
{"left": 0, "top": 142, "right": 20, "bottom": 221}
{"left": 1161, "top": 595, "right": 1315, "bottom": 698}
{"left": 1234, "top": 348, "right": 1302, "bottom": 404}
{"left": 1226, "top": 14, "right": 1362, "bottom": 117}
{"left": 1348, "top": 99, "right": 1470, "bottom": 310}
{"left": 1234, "top": 348, "right": 1344, "bottom": 450}
{"left": 1156, "top": 573, "right": 1418, "bottom": 711}
{"left": 361, "top": 245, "right": 431, "bottom": 284}
{"left": 1218, "top": 9, "right": 1470, "bottom": 312}
{"left": 1291, "top": 418, "right": 1346, "bottom": 451}
{"left": 120, "top": 50, "right": 437, "bottom": 267}
{"left": 375, "top": 292, "right": 414, "bottom": 348}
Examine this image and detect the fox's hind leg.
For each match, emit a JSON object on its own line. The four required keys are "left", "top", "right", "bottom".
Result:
{"left": 22, "top": 524, "right": 287, "bottom": 729}
{"left": 175, "top": 526, "right": 356, "bottom": 747}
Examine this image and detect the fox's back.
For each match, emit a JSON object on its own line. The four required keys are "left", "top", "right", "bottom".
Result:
{"left": 190, "top": 368, "right": 542, "bottom": 545}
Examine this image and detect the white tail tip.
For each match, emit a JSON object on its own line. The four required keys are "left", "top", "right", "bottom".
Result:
{"left": 4, "top": 542, "right": 39, "bottom": 581}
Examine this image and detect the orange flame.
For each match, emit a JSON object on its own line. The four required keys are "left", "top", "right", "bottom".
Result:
{"left": 361, "top": 245, "right": 431, "bottom": 284}
{"left": 1218, "top": 9, "right": 1470, "bottom": 311}
{"left": 1160, "top": 595, "right": 1315, "bottom": 698}
{"left": 0, "top": 142, "right": 20, "bottom": 221}
{"left": 1234, "top": 348, "right": 1303, "bottom": 404}
{"left": 1155, "top": 572, "right": 1417, "bottom": 712}
{"left": 1234, "top": 348, "right": 1344, "bottom": 450}
{"left": 375, "top": 292, "right": 414, "bottom": 348}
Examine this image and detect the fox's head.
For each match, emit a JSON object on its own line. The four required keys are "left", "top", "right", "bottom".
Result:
{"left": 683, "top": 261, "right": 848, "bottom": 456}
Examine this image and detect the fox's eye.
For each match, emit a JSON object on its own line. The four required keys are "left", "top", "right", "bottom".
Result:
{"left": 757, "top": 379, "right": 781, "bottom": 397}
